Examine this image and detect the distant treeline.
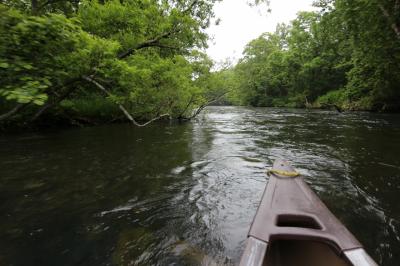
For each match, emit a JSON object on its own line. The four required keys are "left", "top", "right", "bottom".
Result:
{"left": 222, "top": 0, "right": 400, "bottom": 111}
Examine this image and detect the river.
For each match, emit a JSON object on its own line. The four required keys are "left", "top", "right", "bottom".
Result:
{"left": 1, "top": 106, "right": 399, "bottom": 265}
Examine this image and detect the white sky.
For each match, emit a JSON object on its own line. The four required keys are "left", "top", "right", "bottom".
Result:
{"left": 206, "top": 0, "right": 317, "bottom": 64}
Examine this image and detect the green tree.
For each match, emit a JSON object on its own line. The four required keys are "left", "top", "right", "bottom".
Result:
{"left": 0, "top": 0, "right": 224, "bottom": 125}
{"left": 225, "top": 0, "right": 400, "bottom": 111}
{"left": 334, "top": 0, "right": 400, "bottom": 110}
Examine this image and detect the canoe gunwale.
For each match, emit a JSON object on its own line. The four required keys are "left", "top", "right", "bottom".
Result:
{"left": 345, "top": 248, "right": 378, "bottom": 266}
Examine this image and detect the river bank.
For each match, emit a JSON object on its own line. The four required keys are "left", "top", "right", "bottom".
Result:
{"left": 2, "top": 100, "right": 400, "bottom": 134}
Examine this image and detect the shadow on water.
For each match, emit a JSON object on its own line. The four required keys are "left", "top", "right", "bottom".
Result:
{"left": 0, "top": 106, "right": 400, "bottom": 265}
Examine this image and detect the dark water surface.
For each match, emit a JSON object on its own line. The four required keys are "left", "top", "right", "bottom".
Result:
{"left": 1, "top": 107, "right": 400, "bottom": 265}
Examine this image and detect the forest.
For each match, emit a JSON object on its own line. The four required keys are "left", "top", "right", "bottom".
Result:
{"left": 223, "top": 0, "right": 400, "bottom": 111}
{"left": 0, "top": 0, "right": 400, "bottom": 129}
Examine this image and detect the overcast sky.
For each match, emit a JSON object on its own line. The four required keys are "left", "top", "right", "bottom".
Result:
{"left": 206, "top": 0, "right": 317, "bottom": 64}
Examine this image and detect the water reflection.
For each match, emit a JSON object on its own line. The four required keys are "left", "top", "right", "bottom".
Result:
{"left": 0, "top": 106, "right": 399, "bottom": 265}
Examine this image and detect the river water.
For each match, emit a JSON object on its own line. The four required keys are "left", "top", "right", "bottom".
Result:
{"left": 1, "top": 106, "right": 400, "bottom": 265}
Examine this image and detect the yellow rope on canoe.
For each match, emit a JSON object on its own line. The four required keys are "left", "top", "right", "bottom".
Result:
{"left": 267, "top": 169, "right": 300, "bottom": 177}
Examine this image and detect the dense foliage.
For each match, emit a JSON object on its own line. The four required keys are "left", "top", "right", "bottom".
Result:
{"left": 225, "top": 0, "right": 400, "bottom": 111}
{"left": 0, "top": 0, "right": 229, "bottom": 126}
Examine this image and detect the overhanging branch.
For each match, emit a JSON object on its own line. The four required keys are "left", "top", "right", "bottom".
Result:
{"left": 118, "top": 30, "right": 177, "bottom": 59}
{"left": 117, "top": 0, "right": 200, "bottom": 59}
{"left": 82, "top": 76, "right": 170, "bottom": 127}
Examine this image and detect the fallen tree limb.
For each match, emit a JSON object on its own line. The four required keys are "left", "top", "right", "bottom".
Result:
{"left": 82, "top": 76, "right": 170, "bottom": 127}
{"left": 136, "top": 113, "right": 170, "bottom": 127}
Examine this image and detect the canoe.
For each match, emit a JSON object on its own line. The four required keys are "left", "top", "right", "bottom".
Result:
{"left": 239, "top": 159, "right": 377, "bottom": 266}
